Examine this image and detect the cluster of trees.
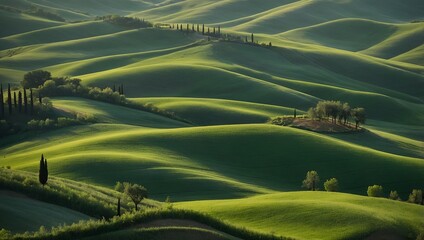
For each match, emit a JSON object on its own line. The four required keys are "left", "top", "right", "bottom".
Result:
{"left": 168, "top": 23, "right": 272, "bottom": 47}
{"left": 367, "top": 184, "right": 423, "bottom": 204}
{"left": 302, "top": 170, "right": 339, "bottom": 192}
{"left": 302, "top": 170, "right": 423, "bottom": 205}
{"left": 96, "top": 15, "right": 153, "bottom": 28}
{"left": 115, "top": 182, "right": 148, "bottom": 212}
{"left": 307, "top": 100, "right": 366, "bottom": 129}
{"left": 0, "top": 83, "right": 39, "bottom": 119}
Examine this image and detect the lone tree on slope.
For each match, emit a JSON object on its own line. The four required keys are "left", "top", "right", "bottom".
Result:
{"left": 39, "top": 154, "right": 48, "bottom": 186}
{"left": 21, "top": 70, "right": 51, "bottom": 88}
{"left": 7, "top": 84, "right": 12, "bottom": 115}
{"left": 124, "top": 183, "right": 147, "bottom": 211}
{"left": 352, "top": 107, "right": 366, "bottom": 129}
{"left": 302, "top": 170, "right": 320, "bottom": 191}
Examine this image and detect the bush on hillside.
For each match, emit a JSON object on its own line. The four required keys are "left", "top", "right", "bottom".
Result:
{"left": 268, "top": 116, "right": 293, "bottom": 126}
{"left": 324, "top": 178, "right": 339, "bottom": 192}
{"left": 302, "top": 170, "right": 320, "bottom": 191}
{"left": 388, "top": 190, "right": 401, "bottom": 201}
{"left": 22, "top": 70, "right": 52, "bottom": 88}
{"left": 367, "top": 185, "right": 384, "bottom": 197}
{"left": 408, "top": 189, "right": 423, "bottom": 205}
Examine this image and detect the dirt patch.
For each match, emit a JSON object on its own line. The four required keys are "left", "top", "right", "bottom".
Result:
{"left": 291, "top": 118, "right": 362, "bottom": 133}
{"left": 364, "top": 230, "right": 407, "bottom": 240}
{"left": 138, "top": 219, "right": 215, "bottom": 230}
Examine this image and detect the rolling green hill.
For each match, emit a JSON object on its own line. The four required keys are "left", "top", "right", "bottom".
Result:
{"left": 0, "top": 191, "right": 90, "bottom": 233}
{"left": 177, "top": 191, "right": 424, "bottom": 240}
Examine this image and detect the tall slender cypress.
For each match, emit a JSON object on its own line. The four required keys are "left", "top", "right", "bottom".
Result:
{"left": 7, "top": 84, "right": 12, "bottom": 115}
{"left": 39, "top": 92, "right": 42, "bottom": 104}
{"left": 202, "top": 24, "right": 205, "bottom": 35}
{"left": 113, "top": 84, "right": 116, "bottom": 92}
{"left": 13, "top": 92, "right": 17, "bottom": 109}
{"left": 207, "top": 27, "right": 210, "bottom": 34}
{"left": 251, "top": 33, "right": 254, "bottom": 43}
{"left": 186, "top": 24, "right": 189, "bottom": 32}
{"left": 23, "top": 88, "right": 27, "bottom": 114}
{"left": 192, "top": 24, "right": 194, "bottom": 32}
{"left": 197, "top": 24, "right": 199, "bottom": 32}
{"left": 218, "top": 26, "right": 221, "bottom": 35}
{"left": 0, "top": 84, "right": 4, "bottom": 119}
{"left": 30, "top": 88, "right": 34, "bottom": 115}
{"left": 44, "top": 158, "right": 48, "bottom": 185}
{"left": 39, "top": 154, "right": 46, "bottom": 186}
{"left": 18, "top": 91, "right": 22, "bottom": 113}
{"left": 117, "top": 198, "right": 121, "bottom": 216}
{"left": 213, "top": 27, "right": 216, "bottom": 35}
{"left": 121, "top": 84, "right": 124, "bottom": 95}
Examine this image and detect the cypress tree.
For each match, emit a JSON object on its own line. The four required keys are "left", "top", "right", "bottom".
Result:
{"left": 207, "top": 27, "right": 210, "bottom": 34}
{"left": 113, "top": 84, "right": 116, "bottom": 92}
{"left": 13, "top": 92, "right": 17, "bottom": 109}
{"left": 44, "top": 158, "right": 48, "bottom": 185}
{"left": 121, "top": 84, "right": 124, "bottom": 95}
{"left": 23, "top": 88, "right": 28, "bottom": 114}
{"left": 0, "top": 84, "right": 4, "bottom": 119}
{"left": 180, "top": 24, "right": 183, "bottom": 31}
{"left": 251, "top": 33, "right": 254, "bottom": 43}
{"left": 197, "top": 24, "right": 199, "bottom": 32}
{"left": 39, "top": 154, "right": 47, "bottom": 186}
{"left": 202, "top": 24, "right": 205, "bottom": 35}
{"left": 18, "top": 91, "right": 22, "bottom": 113}
{"left": 213, "top": 27, "right": 216, "bottom": 35}
{"left": 117, "top": 198, "right": 121, "bottom": 216}
{"left": 192, "top": 24, "right": 194, "bottom": 32}
{"left": 186, "top": 24, "right": 189, "bottom": 32}
{"left": 7, "top": 84, "right": 12, "bottom": 115}
{"left": 39, "top": 92, "right": 42, "bottom": 104}
{"left": 176, "top": 24, "right": 179, "bottom": 30}
{"left": 30, "top": 88, "right": 34, "bottom": 115}
{"left": 118, "top": 86, "right": 121, "bottom": 95}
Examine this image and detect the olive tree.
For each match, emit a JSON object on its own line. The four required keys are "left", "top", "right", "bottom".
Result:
{"left": 302, "top": 170, "right": 320, "bottom": 191}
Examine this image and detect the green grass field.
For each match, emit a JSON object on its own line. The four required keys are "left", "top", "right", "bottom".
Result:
{"left": 0, "top": 0, "right": 423, "bottom": 239}
{"left": 177, "top": 191, "right": 424, "bottom": 240}
{"left": 0, "top": 192, "right": 90, "bottom": 233}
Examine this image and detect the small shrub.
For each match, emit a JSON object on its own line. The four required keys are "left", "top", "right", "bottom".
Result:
{"left": 269, "top": 116, "right": 293, "bottom": 126}
{"left": 388, "top": 190, "right": 401, "bottom": 201}
{"left": 367, "top": 185, "right": 384, "bottom": 197}
{"left": 324, "top": 178, "right": 339, "bottom": 192}
{"left": 408, "top": 189, "right": 423, "bottom": 204}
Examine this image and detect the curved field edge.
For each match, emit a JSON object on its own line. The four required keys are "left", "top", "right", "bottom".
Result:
{"left": 7, "top": 208, "right": 293, "bottom": 240}
{"left": 176, "top": 192, "right": 424, "bottom": 240}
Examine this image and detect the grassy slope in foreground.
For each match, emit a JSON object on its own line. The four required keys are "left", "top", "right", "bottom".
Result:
{"left": 1, "top": 123, "right": 423, "bottom": 200}
{"left": 177, "top": 192, "right": 424, "bottom": 240}
{"left": 0, "top": 191, "right": 90, "bottom": 233}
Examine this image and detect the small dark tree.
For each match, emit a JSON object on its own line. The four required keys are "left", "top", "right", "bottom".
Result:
{"left": 121, "top": 84, "right": 124, "bottom": 95}
{"left": 124, "top": 183, "right": 147, "bottom": 211}
{"left": 0, "top": 84, "right": 4, "bottom": 119}
{"left": 197, "top": 24, "right": 199, "bottom": 32}
{"left": 22, "top": 70, "right": 51, "bottom": 88}
{"left": 251, "top": 33, "right": 254, "bottom": 43}
{"left": 13, "top": 92, "right": 17, "bottom": 109}
{"left": 117, "top": 198, "right": 121, "bottom": 216}
{"left": 207, "top": 27, "right": 210, "bottom": 34}
{"left": 18, "top": 91, "right": 22, "bottom": 113}
{"left": 408, "top": 189, "right": 423, "bottom": 205}
{"left": 38, "top": 92, "right": 42, "bottom": 104}
{"left": 113, "top": 84, "right": 116, "bottom": 92}
{"left": 213, "top": 27, "right": 216, "bottom": 35}
{"left": 202, "top": 24, "right": 205, "bottom": 35}
{"left": 352, "top": 107, "right": 366, "bottom": 129}
{"left": 186, "top": 24, "right": 189, "bottom": 32}
{"left": 30, "top": 88, "right": 34, "bottom": 115}
{"left": 367, "top": 185, "right": 383, "bottom": 197}
{"left": 192, "top": 24, "right": 194, "bottom": 32}
{"left": 7, "top": 84, "right": 12, "bottom": 115}
{"left": 294, "top": 108, "right": 297, "bottom": 118}
{"left": 218, "top": 26, "right": 221, "bottom": 35}
{"left": 23, "top": 88, "right": 28, "bottom": 114}
{"left": 389, "top": 190, "right": 401, "bottom": 201}
{"left": 302, "top": 170, "right": 320, "bottom": 191}
{"left": 324, "top": 178, "right": 339, "bottom": 192}
{"left": 38, "top": 154, "right": 48, "bottom": 186}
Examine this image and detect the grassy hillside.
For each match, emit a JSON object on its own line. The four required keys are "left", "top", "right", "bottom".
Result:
{"left": 177, "top": 191, "right": 424, "bottom": 240}
{"left": 0, "top": 191, "right": 90, "bottom": 233}
{"left": 52, "top": 97, "right": 188, "bottom": 128}
{"left": 132, "top": 97, "right": 299, "bottom": 125}
{"left": 1, "top": 124, "right": 423, "bottom": 201}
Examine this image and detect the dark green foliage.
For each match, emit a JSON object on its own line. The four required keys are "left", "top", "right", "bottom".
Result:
{"left": 7, "top": 84, "right": 12, "bottom": 115}
{"left": 18, "top": 91, "right": 22, "bottom": 113}
{"left": 30, "top": 88, "right": 34, "bottom": 115}
{"left": 367, "top": 185, "right": 384, "bottom": 197}
{"left": 0, "top": 84, "right": 4, "bottom": 118}
{"left": 269, "top": 116, "right": 293, "bottom": 126}
{"left": 23, "top": 88, "right": 28, "bottom": 114}
{"left": 22, "top": 70, "right": 51, "bottom": 88}
{"left": 294, "top": 108, "right": 297, "bottom": 118}
{"left": 302, "top": 170, "right": 320, "bottom": 191}
{"left": 38, "top": 154, "right": 48, "bottom": 186}
{"left": 202, "top": 24, "right": 205, "bottom": 35}
{"left": 96, "top": 15, "right": 152, "bottom": 29}
{"left": 13, "top": 91, "right": 17, "bottom": 109}
{"left": 251, "top": 33, "right": 254, "bottom": 43}
{"left": 117, "top": 198, "right": 121, "bottom": 217}
{"left": 352, "top": 107, "right": 366, "bottom": 129}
